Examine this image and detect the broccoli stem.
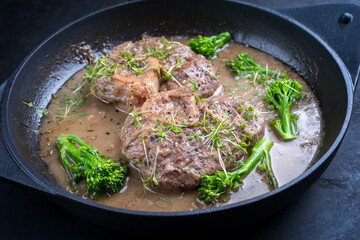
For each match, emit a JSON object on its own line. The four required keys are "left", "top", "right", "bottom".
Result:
{"left": 272, "top": 112, "right": 299, "bottom": 140}
{"left": 236, "top": 139, "right": 274, "bottom": 178}
{"left": 257, "top": 142, "right": 278, "bottom": 189}
{"left": 57, "top": 134, "right": 87, "bottom": 165}
{"left": 264, "top": 150, "right": 278, "bottom": 189}
{"left": 198, "top": 138, "right": 275, "bottom": 204}
{"left": 279, "top": 108, "right": 293, "bottom": 138}
{"left": 57, "top": 134, "right": 104, "bottom": 171}
{"left": 212, "top": 32, "right": 231, "bottom": 51}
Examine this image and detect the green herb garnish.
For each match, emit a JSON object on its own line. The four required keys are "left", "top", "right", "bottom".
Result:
{"left": 129, "top": 107, "right": 143, "bottom": 130}
{"left": 23, "top": 101, "right": 48, "bottom": 115}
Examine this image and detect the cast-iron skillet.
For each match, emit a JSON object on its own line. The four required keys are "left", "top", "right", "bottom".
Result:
{"left": 0, "top": 0, "right": 360, "bottom": 232}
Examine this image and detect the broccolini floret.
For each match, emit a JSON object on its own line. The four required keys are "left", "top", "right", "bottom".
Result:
{"left": 198, "top": 138, "right": 275, "bottom": 204}
{"left": 56, "top": 133, "right": 127, "bottom": 199}
{"left": 187, "top": 32, "right": 231, "bottom": 59}
{"left": 265, "top": 79, "right": 306, "bottom": 140}
{"left": 226, "top": 52, "right": 287, "bottom": 84}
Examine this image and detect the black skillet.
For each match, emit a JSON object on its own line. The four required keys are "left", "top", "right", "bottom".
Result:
{"left": 0, "top": 0, "right": 360, "bottom": 232}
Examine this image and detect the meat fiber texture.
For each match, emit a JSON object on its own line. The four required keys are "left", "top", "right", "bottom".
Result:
{"left": 119, "top": 89, "right": 265, "bottom": 192}
{"left": 92, "top": 41, "right": 161, "bottom": 112}
{"left": 92, "top": 37, "right": 220, "bottom": 112}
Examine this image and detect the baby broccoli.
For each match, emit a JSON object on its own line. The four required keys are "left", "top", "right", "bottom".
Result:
{"left": 56, "top": 133, "right": 127, "bottom": 199}
{"left": 257, "top": 148, "right": 278, "bottom": 189}
{"left": 187, "top": 32, "right": 231, "bottom": 59}
{"left": 198, "top": 138, "right": 275, "bottom": 204}
{"left": 226, "top": 52, "right": 287, "bottom": 84}
{"left": 265, "top": 79, "right": 306, "bottom": 140}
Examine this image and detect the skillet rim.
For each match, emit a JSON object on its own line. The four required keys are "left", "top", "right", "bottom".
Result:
{"left": 1, "top": 0, "right": 354, "bottom": 217}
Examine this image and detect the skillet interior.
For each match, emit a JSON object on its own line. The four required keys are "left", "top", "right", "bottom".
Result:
{"left": 2, "top": 0, "right": 352, "bottom": 231}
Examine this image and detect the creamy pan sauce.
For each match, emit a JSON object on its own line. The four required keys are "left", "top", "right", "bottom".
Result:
{"left": 40, "top": 39, "right": 322, "bottom": 211}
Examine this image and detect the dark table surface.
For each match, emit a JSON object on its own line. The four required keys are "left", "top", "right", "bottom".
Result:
{"left": 1, "top": 0, "right": 360, "bottom": 239}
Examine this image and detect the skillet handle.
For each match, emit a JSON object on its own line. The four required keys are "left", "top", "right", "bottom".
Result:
{"left": 278, "top": 3, "right": 360, "bottom": 90}
{"left": 0, "top": 80, "right": 50, "bottom": 194}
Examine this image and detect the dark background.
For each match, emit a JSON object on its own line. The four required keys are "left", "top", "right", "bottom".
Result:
{"left": 1, "top": 0, "right": 360, "bottom": 239}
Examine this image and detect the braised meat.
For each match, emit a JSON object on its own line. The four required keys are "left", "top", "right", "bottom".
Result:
{"left": 91, "top": 37, "right": 220, "bottom": 112}
{"left": 119, "top": 91, "right": 265, "bottom": 192}
{"left": 92, "top": 56, "right": 160, "bottom": 112}
{"left": 160, "top": 55, "right": 220, "bottom": 98}
{"left": 91, "top": 41, "right": 161, "bottom": 112}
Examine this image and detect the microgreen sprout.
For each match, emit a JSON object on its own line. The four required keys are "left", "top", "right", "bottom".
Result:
{"left": 118, "top": 51, "right": 150, "bottom": 75}
{"left": 141, "top": 133, "right": 149, "bottom": 165}
{"left": 84, "top": 56, "right": 119, "bottom": 83}
{"left": 151, "top": 115, "right": 189, "bottom": 142}
{"left": 143, "top": 36, "right": 177, "bottom": 60}
{"left": 143, "top": 146, "right": 160, "bottom": 187}
{"left": 54, "top": 83, "right": 86, "bottom": 121}
{"left": 161, "top": 66, "right": 183, "bottom": 88}
{"left": 176, "top": 56, "right": 185, "bottom": 69}
{"left": 23, "top": 101, "right": 49, "bottom": 115}
{"left": 129, "top": 107, "right": 144, "bottom": 130}
{"left": 201, "top": 66, "right": 220, "bottom": 80}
